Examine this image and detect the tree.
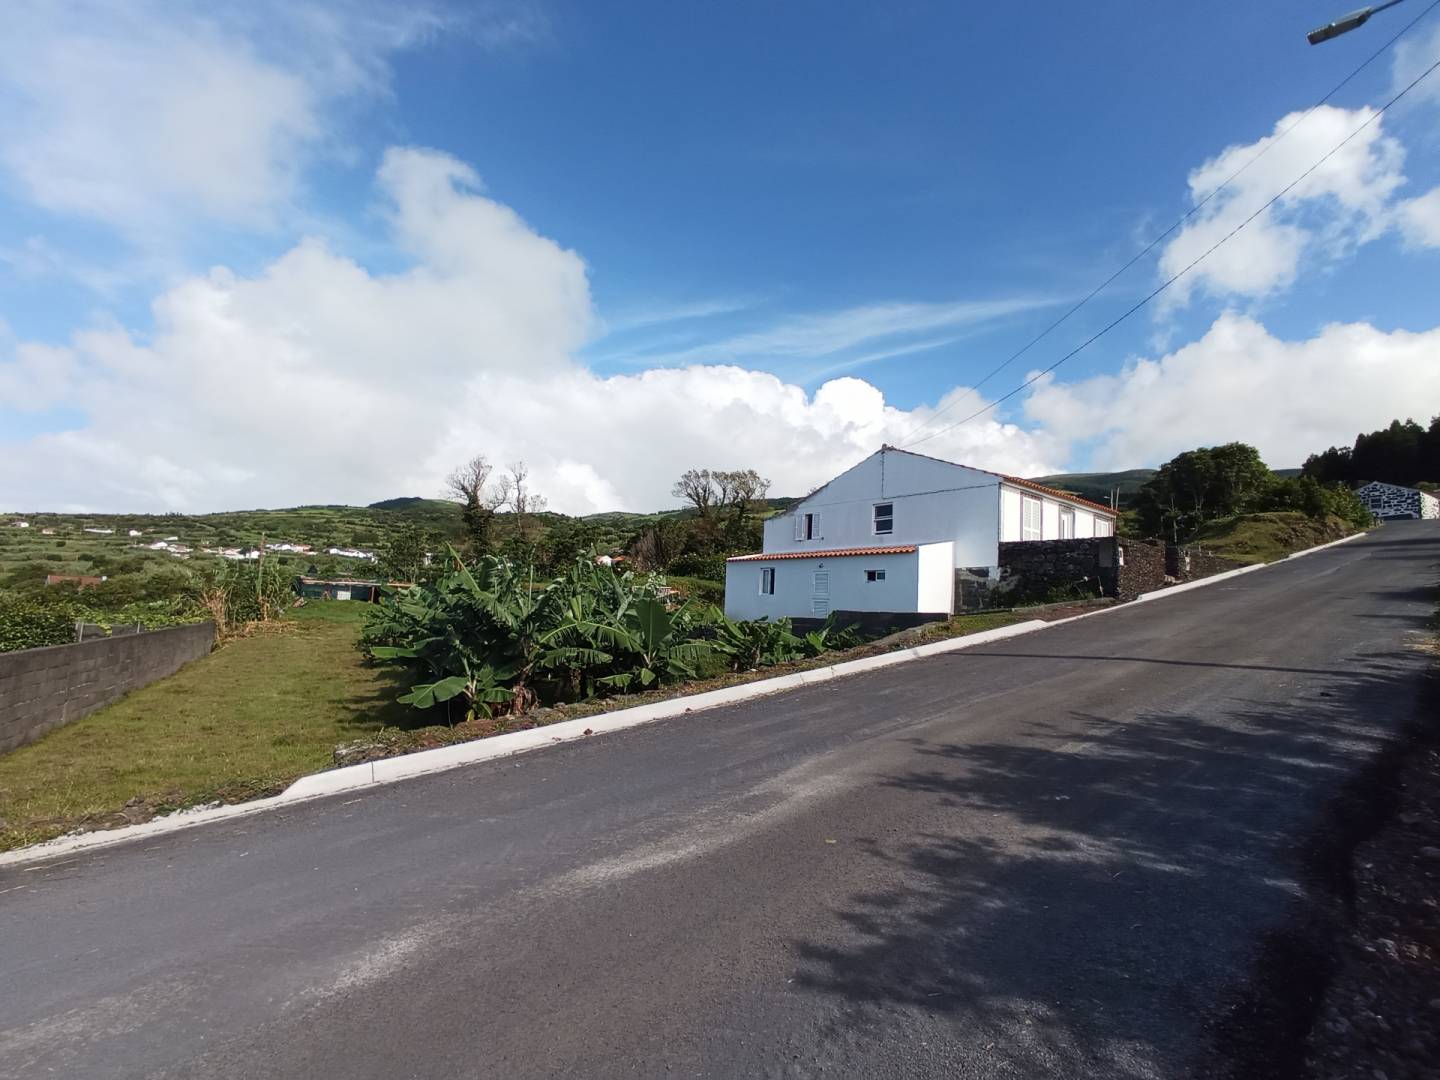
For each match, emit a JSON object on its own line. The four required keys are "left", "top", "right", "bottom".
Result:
{"left": 714, "top": 469, "right": 771, "bottom": 524}
{"left": 445, "top": 455, "right": 506, "bottom": 555}
{"left": 672, "top": 469, "right": 719, "bottom": 517}
{"left": 1135, "top": 443, "right": 1271, "bottom": 541}
{"left": 378, "top": 524, "right": 433, "bottom": 583}
{"left": 495, "top": 461, "right": 547, "bottom": 552}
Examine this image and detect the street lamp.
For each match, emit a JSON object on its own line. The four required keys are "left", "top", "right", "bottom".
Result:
{"left": 1307, "top": 0, "right": 1407, "bottom": 44}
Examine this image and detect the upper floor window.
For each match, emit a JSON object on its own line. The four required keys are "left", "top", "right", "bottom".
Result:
{"left": 873, "top": 502, "right": 894, "bottom": 535}
{"left": 1021, "top": 496, "right": 1043, "bottom": 541}
{"left": 793, "top": 512, "right": 819, "bottom": 541}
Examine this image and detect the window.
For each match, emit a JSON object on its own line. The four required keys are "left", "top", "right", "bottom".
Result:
{"left": 759, "top": 567, "right": 776, "bottom": 595}
{"left": 1095, "top": 518, "right": 1113, "bottom": 537}
{"left": 866, "top": 569, "right": 886, "bottom": 582}
{"left": 872, "top": 502, "right": 894, "bottom": 535}
{"left": 1021, "top": 496, "right": 1042, "bottom": 541}
{"left": 793, "top": 512, "right": 819, "bottom": 541}
{"left": 1059, "top": 507, "right": 1075, "bottom": 539}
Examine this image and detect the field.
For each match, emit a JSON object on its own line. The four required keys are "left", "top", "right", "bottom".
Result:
{"left": 0, "top": 603, "right": 408, "bottom": 852}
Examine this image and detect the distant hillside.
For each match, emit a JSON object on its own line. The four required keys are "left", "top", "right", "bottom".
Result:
{"left": 1032, "top": 469, "right": 1155, "bottom": 506}
{"left": 1034, "top": 467, "right": 1303, "bottom": 508}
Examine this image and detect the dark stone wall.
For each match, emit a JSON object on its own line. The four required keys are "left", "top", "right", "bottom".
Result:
{"left": 1166, "top": 545, "right": 1246, "bottom": 582}
{"left": 988, "top": 536, "right": 1168, "bottom": 607}
{"left": 1113, "top": 538, "right": 1167, "bottom": 602}
{"left": 0, "top": 622, "right": 215, "bottom": 754}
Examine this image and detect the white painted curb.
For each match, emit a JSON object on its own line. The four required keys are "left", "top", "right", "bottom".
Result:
{"left": 0, "top": 528, "right": 1374, "bottom": 868}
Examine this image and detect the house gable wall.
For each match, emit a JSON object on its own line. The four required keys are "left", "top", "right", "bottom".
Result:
{"left": 762, "top": 450, "right": 1001, "bottom": 567}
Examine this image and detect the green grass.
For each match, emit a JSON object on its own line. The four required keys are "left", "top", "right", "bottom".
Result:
{"left": 0, "top": 612, "right": 410, "bottom": 852}
{"left": 1185, "top": 511, "right": 1357, "bottom": 565}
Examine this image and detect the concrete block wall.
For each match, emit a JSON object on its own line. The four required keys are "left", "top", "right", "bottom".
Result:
{"left": 0, "top": 622, "right": 215, "bottom": 754}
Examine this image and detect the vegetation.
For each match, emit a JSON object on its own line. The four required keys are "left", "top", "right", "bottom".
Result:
{"left": 1303, "top": 415, "right": 1440, "bottom": 488}
{"left": 360, "top": 549, "right": 861, "bottom": 722}
{"left": 1186, "top": 511, "right": 1357, "bottom": 565}
{"left": 1133, "top": 442, "right": 1370, "bottom": 543}
{"left": 0, "top": 605, "right": 408, "bottom": 852}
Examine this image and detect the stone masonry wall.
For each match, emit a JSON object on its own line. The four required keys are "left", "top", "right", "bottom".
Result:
{"left": 0, "top": 622, "right": 215, "bottom": 754}
{"left": 1166, "top": 545, "right": 1247, "bottom": 583}
{"left": 1113, "top": 538, "right": 1167, "bottom": 602}
{"left": 982, "top": 536, "right": 1168, "bottom": 609}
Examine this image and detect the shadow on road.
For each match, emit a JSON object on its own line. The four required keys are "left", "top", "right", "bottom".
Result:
{"left": 788, "top": 650, "right": 1429, "bottom": 1078}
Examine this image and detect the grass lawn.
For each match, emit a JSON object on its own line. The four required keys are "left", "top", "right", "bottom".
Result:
{"left": 0, "top": 602, "right": 408, "bottom": 852}
{"left": 1185, "top": 511, "right": 1357, "bottom": 565}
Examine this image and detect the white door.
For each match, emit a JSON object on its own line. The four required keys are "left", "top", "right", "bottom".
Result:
{"left": 811, "top": 570, "right": 830, "bottom": 615}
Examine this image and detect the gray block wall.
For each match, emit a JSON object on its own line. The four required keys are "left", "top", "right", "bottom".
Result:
{"left": 0, "top": 622, "right": 215, "bottom": 754}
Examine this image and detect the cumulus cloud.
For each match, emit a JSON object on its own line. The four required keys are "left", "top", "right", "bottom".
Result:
{"left": 0, "top": 149, "right": 1062, "bottom": 514}
{"left": 1024, "top": 312, "right": 1440, "bottom": 470}
{"left": 1397, "top": 186, "right": 1440, "bottom": 248}
{"left": 1158, "top": 105, "right": 1406, "bottom": 307}
{"left": 0, "top": 0, "right": 442, "bottom": 239}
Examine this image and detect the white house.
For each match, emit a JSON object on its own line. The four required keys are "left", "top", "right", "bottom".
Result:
{"left": 1356, "top": 481, "right": 1439, "bottom": 520}
{"left": 724, "top": 447, "right": 1117, "bottom": 621}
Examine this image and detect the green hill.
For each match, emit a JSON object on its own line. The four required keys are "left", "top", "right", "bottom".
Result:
{"left": 1032, "top": 469, "right": 1155, "bottom": 506}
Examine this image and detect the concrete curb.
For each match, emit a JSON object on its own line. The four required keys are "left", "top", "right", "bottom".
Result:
{"left": 0, "top": 527, "right": 1371, "bottom": 868}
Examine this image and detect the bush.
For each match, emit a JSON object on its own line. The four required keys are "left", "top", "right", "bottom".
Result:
{"left": 0, "top": 594, "right": 75, "bottom": 652}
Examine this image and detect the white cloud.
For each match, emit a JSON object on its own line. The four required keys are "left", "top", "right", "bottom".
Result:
{"left": 0, "top": 149, "right": 1060, "bottom": 514}
{"left": 1393, "top": 22, "right": 1440, "bottom": 108}
{"left": 1159, "top": 105, "right": 1406, "bottom": 307}
{"left": 619, "top": 296, "right": 1055, "bottom": 370}
{"left": 4, "top": 146, "right": 1435, "bottom": 515}
{"left": 0, "top": 1, "right": 442, "bottom": 239}
{"left": 1024, "top": 312, "right": 1440, "bottom": 469}
{"left": 1397, "top": 186, "right": 1440, "bottom": 248}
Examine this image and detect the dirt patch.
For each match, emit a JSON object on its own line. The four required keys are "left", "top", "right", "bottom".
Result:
{"left": 1303, "top": 737, "right": 1440, "bottom": 1079}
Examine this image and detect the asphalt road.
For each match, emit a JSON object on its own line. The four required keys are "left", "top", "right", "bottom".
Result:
{"left": 2, "top": 522, "right": 1436, "bottom": 1079}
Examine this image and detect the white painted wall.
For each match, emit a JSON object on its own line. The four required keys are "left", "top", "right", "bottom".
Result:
{"left": 763, "top": 450, "right": 1001, "bottom": 567}
{"left": 915, "top": 542, "right": 955, "bottom": 613}
{"left": 997, "top": 483, "right": 1113, "bottom": 542}
{"left": 999, "top": 487, "right": 1022, "bottom": 542}
{"left": 725, "top": 548, "right": 939, "bottom": 621}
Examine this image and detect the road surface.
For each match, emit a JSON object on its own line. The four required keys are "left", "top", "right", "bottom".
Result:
{"left": 2, "top": 522, "right": 1436, "bottom": 1079}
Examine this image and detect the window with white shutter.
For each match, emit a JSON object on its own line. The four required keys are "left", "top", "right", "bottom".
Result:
{"left": 1059, "top": 508, "right": 1075, "bottom": 539}
{"left": 793, "top": 512, "right": 819, "bottom": 541}
{"left": 1021, "top": 496, "right": 1042, "bottom": 541}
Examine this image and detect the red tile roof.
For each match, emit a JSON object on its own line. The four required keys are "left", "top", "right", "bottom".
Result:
{"left": 997, "top": 474, "right": 1116, "bottom": 516}
{"left": 727, "top": 545, "right": 918, "bottom": 562}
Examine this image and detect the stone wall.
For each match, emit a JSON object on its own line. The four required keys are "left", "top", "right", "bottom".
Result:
{"left": 982, "top": 536, "right": 1167, "bottom": 609}
{"left": 1113, "top": 538, "right": 1167, "bottom": 602}
{"left": 0, "top": 622, "right": 215, "bottom": 754}
{"left": 1166, "top": 545, "right": 1247, "bottom": 583}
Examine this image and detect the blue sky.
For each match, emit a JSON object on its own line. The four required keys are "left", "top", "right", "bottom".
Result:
{"left": 1, "top": 1, "right": 1439, "bottom": 512}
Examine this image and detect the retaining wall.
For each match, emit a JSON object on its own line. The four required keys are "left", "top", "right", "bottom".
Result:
{"left": 0, "top": 622, "right": 215, "bottom": 754}
{"left": 1167, "top": 545, "right": 1247, "bottom": 583}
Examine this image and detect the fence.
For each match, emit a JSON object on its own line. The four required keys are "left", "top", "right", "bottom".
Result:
{"left": 0, "top": 621, "right": 215, "bottom": 754}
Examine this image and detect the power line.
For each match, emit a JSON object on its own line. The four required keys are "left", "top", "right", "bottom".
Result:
{"left": 894, "top": 0, "right": 1440, "bottom": 449}
{"left": 903, "top": 49, "right": 1440, "bottom": 451}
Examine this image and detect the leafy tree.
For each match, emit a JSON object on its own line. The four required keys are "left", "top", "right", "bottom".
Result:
{"left": 1135, "top": 443, "right": 1271, "bottom": 541}
{"left": 1303, "top": 415, "right": 1440, "bottom": 487}
{"left": 378, "top": 524, "right": 433, "bottom": 583}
